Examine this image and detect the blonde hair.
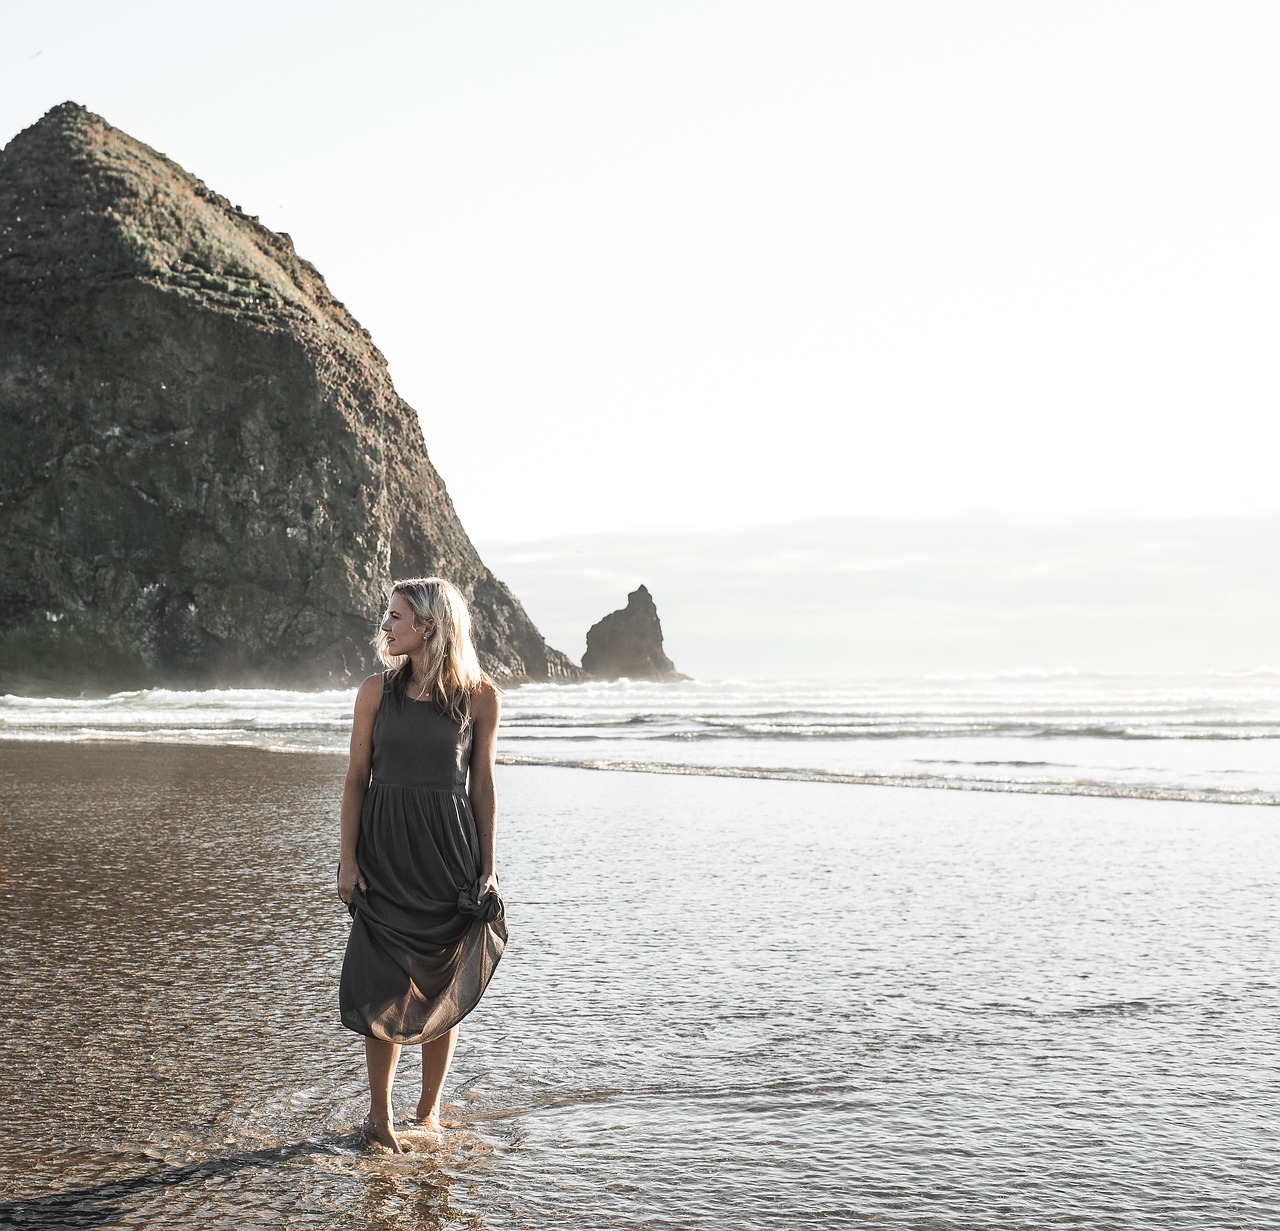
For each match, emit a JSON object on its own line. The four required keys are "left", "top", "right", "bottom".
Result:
{"left": 373, "top": 577, "right": 489, "bottom": 722}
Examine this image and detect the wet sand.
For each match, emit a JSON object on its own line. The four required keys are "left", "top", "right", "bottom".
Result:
{"left": 2, "top": 740, "right": 1278, "bottom": 1229}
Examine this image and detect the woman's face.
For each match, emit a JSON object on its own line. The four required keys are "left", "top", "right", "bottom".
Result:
{"left": 381, "top": 596, "right": 433, "bottom": 656}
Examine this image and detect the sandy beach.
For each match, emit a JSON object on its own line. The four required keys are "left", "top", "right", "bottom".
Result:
{"left": 1, "top": 739, "right": 1277, "bottom": 1229}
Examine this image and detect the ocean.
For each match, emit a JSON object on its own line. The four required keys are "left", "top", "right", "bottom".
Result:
{"left": 3, "top": 671, "right": 1278, "bottom": 805}
{"left": 2, "top": 672, "right": 1278, "bottom": 1228}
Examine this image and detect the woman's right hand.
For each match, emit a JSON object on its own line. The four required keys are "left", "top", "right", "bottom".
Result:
{"left": 337, "top": 857, "right": 367, "bottom": 906}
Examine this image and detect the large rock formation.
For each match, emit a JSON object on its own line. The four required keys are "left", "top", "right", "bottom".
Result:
{"left": 0, "top": 103, "right": 580, "bottom": 692}
{"left": 582, "top": 585, "right": 686, "bottom": 681}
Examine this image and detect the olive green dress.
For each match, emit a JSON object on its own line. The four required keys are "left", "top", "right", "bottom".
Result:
{"left": 339, "top": 674, "right": 507, "bottom": 1044}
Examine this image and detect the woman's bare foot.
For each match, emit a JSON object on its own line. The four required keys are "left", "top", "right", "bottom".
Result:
{"left": 363, "top": 1115, "right": 404, "bottom": 1153}
{"left": 414, "top": 1101, "right": 445, "bottom": 1135}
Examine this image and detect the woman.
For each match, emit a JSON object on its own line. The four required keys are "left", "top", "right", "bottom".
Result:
{"left": 337, "top": 577, "right": 506, "bottom": 1153}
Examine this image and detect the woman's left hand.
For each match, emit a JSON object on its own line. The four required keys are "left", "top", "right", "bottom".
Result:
{"left": 477, "top": 870, "right": 499, "bottom": 899}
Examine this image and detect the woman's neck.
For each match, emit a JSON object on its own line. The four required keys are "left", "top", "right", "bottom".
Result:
{"left": 406, "top": 653, "right": 430, "bottom": 692}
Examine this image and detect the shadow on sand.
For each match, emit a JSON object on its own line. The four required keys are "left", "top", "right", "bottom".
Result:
{"left": 0, "top": 1133, "right": 474, "bottom": 1230}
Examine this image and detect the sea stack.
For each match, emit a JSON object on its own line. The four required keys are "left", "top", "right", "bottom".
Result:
{"left": 0, "top": 103, "right": 580, "bottom": 691}
{"left": 582, "top": 585, "right": 686, "bottom": 682}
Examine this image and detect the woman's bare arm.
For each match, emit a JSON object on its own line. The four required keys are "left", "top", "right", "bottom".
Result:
{"left": 337, "top": 674, "right": 383, "bottom": 904}
{"left": 468, "top": 681, "right": 502, "bottom": 893}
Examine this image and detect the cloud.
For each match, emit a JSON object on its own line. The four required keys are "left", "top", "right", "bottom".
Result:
{"left": 480, "top": 513, "right": 1280, "bottom": 679}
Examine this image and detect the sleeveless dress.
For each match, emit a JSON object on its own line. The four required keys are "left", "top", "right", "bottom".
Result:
{"left": 339, "top": 675, "right": 507, "bottom": 1044}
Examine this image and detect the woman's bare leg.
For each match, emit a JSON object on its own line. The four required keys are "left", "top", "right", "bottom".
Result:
{"left": 416, "top": 1026, "right": 459, "bottom": 1131}
{"left": 364, "top": 1037, "right": 404, "bottom": 1152}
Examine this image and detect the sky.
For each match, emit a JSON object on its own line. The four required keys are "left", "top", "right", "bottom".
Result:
{"left": 3, "top": 3, "right": 1277, "bottom": 677}
{"left": 4, "top": 1, "right": 1279, "bottom": 547}
{"left": 482, "top": 513, "right": 1280, "bottom": 677}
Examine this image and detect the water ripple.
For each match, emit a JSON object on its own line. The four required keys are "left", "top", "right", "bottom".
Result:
{"left": 1, "top": 744, "right": 1278, "bottom": 1228}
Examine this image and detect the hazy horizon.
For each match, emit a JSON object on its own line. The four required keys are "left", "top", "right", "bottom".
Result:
{"left": 479, "top": 510, "right": 1279, "bottom": 680}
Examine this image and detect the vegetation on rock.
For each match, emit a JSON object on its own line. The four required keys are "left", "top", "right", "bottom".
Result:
{"left": 0, "top": 103, "right": 578, "bottom": 691}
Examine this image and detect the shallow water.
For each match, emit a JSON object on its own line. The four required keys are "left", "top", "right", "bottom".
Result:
{"left": 1, "top": 742, "right": 1278, "bottom": 1228}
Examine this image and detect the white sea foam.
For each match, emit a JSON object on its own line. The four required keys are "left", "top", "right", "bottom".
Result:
{"left": 3, "top": 673, "right": 1278, "bottom": 803}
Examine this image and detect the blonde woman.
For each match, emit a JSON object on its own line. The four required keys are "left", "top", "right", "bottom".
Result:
{"left": 338, "top": 577, "right": 506, "bottom": 1152}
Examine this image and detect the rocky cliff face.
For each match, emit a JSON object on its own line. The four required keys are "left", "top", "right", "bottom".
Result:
{"left": 582, "top": 585, "right": 686, "bottom": 681}
{"left": 0, "top": 103, "right": 579, "bottom": 692}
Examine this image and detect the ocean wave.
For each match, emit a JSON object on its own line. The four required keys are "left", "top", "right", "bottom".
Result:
{"left": 501, "top": 711, "right": 1280, "bottom": 737}
{"left": 0, "top": 687, "right": 357, "bottom": 709}
{"left": 494, "top": 754, "right": 1280, "bottom": 807}
{"left": 4, "top": 674, "right": 1278, "bottom": 803}
{"left": 2, "top": 727, "right": 1274, "bottom": 804}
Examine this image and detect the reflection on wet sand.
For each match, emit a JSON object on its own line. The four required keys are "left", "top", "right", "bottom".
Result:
{"left": 3, "top": 739, "right": 1279, "bottom": 1229}
{"left": 0, "top": 1135, "right": 482, "bottom": 1231}
{"left": 0, "top": 742, "right": 496, "bottom": 1229}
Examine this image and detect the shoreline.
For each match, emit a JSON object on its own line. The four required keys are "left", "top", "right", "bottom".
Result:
{"left": 6, "top": 718, "right": 1276, "bottom": 1226}
{"left": 0, "top": 736, "right": 1271, "bottom": 808}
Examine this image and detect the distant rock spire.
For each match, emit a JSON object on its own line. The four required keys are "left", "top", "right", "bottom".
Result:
{"left": 0, "top": 102, "right": 579, "bottom": 690}
{"left": 582, "top": 585, "right": 687, "bottom": 682}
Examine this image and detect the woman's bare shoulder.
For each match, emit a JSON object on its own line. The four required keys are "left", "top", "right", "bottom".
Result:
{"left": 471, "top": 678, "right": 501, "bottom": 721}
{"left": 355, "top": 673, "right": 385, "bottom": 711}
